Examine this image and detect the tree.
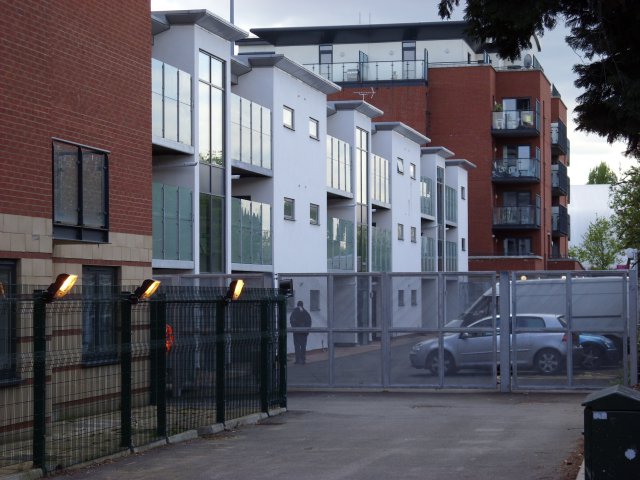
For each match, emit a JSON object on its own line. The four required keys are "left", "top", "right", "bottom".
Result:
{"left": 610, "top": 165, "right": 640, "bottom": 252}
{"left": 587, "top": 161, "right": 618, "bottom": 184}
{"left": 568, "top": 216, "right": 622, "bottom": 270}
{"left": 438, "top": 0, "right": 640, "bottom": 157}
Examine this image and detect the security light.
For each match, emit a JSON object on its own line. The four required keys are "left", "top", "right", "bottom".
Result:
{"left": 226, "top": 279, "right": 244, "bottom": 302}
{"left": 133, "top": 279, "right": 161, "bottom": 302}
{"left": 46, "top": 273, "right": 78, "bottom": 302}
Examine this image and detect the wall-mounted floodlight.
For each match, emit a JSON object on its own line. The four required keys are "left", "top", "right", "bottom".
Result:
{"left": 131, "top": 279, "right": 161, "bottom": 304}
{"left": 46, "top": 273, "right": 78, "bottom": 302}
{"left": 520, "top": 275, "right": 527, "bottom": 281}
{"left": 225, "top": 279, "right": 244, "bottom": 303}
{"left": 278, "top": 278, "right": 294, "bottom": 297}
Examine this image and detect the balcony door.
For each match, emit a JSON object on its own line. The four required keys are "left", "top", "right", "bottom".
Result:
{"left": 503, "top": 145, "right": 530, "bottom": 175}
{"left": 502, "top": 98, "right": 531, "bottom": 128}
{"left": 319, "top": 44, "right": 333, "bottom": 80}
{"left": 402, "top": 41, "right": 416, "bottom": 79}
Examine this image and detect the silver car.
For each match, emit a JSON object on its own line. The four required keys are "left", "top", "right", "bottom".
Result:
{"left": 409, "top": 314, "right": 582, "bottom": 375}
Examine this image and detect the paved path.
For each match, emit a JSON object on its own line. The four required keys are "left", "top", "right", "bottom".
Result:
{"left": 53, "top": 391, "right": 585, "bottom": 480}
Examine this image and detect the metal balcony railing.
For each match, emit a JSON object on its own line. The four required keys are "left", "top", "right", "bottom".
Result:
{"left": 231, "top": 198, "right": 272, "bottom": 266}
{"left": 552, "top": 205, "right": 570, "bottom": 236}
{"left": 304, "top": 60, "right": 427, "bottom": 83}
{"left": 551, "top": 119, "right": 568, "bottom": 155}
{"left": 552, "top": 163, "right": 569, "bottom": 196}
{"left": 491, "top": 109, "right": 539, "bottom": 136}
{"left": 493, "top": 205, "right": 541, "bottom": 228}
{"left": 492, "top": 157, "right": 541, "bottom": 182}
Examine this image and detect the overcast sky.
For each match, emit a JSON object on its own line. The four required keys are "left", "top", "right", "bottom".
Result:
{"left": 151, "top": 0, "right": 633, "bottom": 184}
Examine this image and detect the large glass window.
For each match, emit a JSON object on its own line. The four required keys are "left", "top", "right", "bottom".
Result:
{"left": 82, "top": 266, "right": 118, "bottom": 365}
{"left": 310, "top": 203, "right": 319, "bottom": 225}
{"left": 199, "top": 51, "right": 226, "bottom": 273}
{"left": 504, "top": 237, "right": 532, "bottom": 256}
{"left": 0, "top": 261, "right": 16, "bottom": 381}
{"left": 53, "top": 140, "right": 108, "bottom": 243}
{"left": 356, "top": 128, "right": 369, "bottom": 272}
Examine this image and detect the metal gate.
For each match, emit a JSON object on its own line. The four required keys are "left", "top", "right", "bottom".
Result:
{"left": 281, "top": 270, "right": 638, "bottom": 391}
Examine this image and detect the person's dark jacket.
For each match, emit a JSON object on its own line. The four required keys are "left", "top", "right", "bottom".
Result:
{"left": 290, "top": 307, "right": 311, "bottom": 329}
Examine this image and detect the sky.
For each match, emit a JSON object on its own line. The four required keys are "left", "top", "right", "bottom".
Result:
{"left": 151, "top": 0, "right": 634, "bottom": 185}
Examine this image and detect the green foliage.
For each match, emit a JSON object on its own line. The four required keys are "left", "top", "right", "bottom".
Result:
{"left": 587, "top": 162, "right": 618, "bottom": 184}
{"left": 610, "top": 165, "right": 640, "bottom": 252}
{"left": 438, "top": 0, "right": 640, "bottom": 157}
{"left": 570, "top": 216, "right": 622, "bottom": 270}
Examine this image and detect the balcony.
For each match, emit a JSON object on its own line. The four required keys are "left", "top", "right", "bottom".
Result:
{"left": 371, "top": 226, "right": 391, "bottom": 272}
{"left": 327, "top": 216, "right": 355, "bottom": 271}
{"left": 492, "top": 157, "right": 541, "bottom": 183}
{"left": 303, "top": 60, "right": 427, "bottom": 84}
{"left": 551, "top": 120, "right": 568, "bottom": 155}
{"left": 445, "top": 185, "right": 457, "bottom": 226}
{"left": 445, "top": 241, "right": 458, "bottom": 272}
{"left": 230, "top": 94, "right": 272, "bottom": 176}
{"left": 231, "top": 198, "right": 272, "bottom": 267}
{"left": 552, "top": 163, "right": 569, "bottom": 196}
{"left": 371, "top": 154, "right": 390, "bottom": 207}
{"left": 420, "top": 176, "right": 435, "bottom": 218}
{"left": 493, "top": 205, "right": 541, "bottom": 230}
{"left": 327, "top": 135, "right": 352, "bottom": 197}
{"left": 421, "top": 236, "right": 436, "bottom": 272}
{"left": 491, "top": 110, "right": 539, "bottom": 137}
{"left": 552, "top": 205, "right": 570, "bottom": 237}
{"left": 152, "top": 59, "right": 193, "bottom": 154}
{"left": 152, "top": 183, "right": 193, "bottom": 267}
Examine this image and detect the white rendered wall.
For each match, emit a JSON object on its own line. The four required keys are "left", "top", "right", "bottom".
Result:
{"left": 153, "top": 24, "right": 235, "bottom": 274}
{"left": 372, "top": 129, "right": 422, "bottom": 273}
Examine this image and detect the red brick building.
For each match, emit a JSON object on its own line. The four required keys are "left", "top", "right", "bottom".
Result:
{"left": 240, "top": 21, "right": 578, "bottom": 271}
{"left": 0, "top": 0, "right": 153, "bottom": 287}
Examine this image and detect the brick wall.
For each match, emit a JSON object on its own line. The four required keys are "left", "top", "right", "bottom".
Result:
{"left": 0, "top": 0, "right": 151, "bottom": 235}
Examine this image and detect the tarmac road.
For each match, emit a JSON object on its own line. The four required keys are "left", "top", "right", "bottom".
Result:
{"left": 54, "top": 390, "right": 585, "bottom": 480}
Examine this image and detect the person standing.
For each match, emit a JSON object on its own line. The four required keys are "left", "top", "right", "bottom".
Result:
{"left": 290, "top": 300, "right": 312, "bottom": 364}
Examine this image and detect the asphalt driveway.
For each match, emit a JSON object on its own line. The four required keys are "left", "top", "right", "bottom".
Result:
{"left": 54, "top": 390, "right": 585, "bottom": 480}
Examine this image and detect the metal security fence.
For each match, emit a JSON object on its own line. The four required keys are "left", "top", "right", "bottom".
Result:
{"left": 0, "top": 285, "right": 286, "bottom": 476}
{"left": 281, "top": 270, "right": 638, "bottom": 391}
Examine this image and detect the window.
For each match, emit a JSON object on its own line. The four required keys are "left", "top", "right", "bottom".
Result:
{"left": 284, "top": 197, "right": 295, "bottom": 220}
{"left": 461, "top": 186, "right": 466, "bottom": 199}
{"left": 462, "top": 238, "right": 467, "bottom": 251}
{"left": 409, "top": 163, "right": 416, "bottom": 179}
{"left": 283, "top": 106, "right": 294, "bottom": 130}
{"left": 397, "top": 157, "right": 404, "bottom": 174}
{"left": 310, "top": 203, "right": 319, "bottom": 225}
{"left": 319, "top": 44, "right": 333, "bottom": 64}
{"left": 309, "top": 117, "right": 319, "bottom": 140}
{"left": 504, "top": 237, "right": 532, "bottom": 255}
{"left": 410, "top": 226, "right": 417, "bottom": 243}
{"left": 83, "top": 266, "right": 119, "bottom": 365}
{"left": 398, "top": 289, "right": 405, "bottom": 307}
{"left": 411, "top": 289, "right": 417, "bottom": 306}
{"left": 53, "top": 140, "right": 108, "bottom": 242}
{"left": 0, "top": 261, "right": 17, "bottom": 382}
{"left": 398, "top": 223, "right": 404, "bottom": 241}
{"left": 310, "top": 289, "right": 321, "bottom": 312}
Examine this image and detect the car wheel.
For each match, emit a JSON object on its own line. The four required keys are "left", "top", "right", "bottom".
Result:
{"left": 534, "top": 349, "right": 562, "bottom": 375}
{"left": 581, "top": 344, "right": 604, "bottom": 370}
{"left": 426, "top": 351, "right": 456, "bottom": 375}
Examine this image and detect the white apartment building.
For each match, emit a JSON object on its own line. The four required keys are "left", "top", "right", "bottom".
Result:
{"left": 151, "top": 10, "right": 472, "bottom": 281}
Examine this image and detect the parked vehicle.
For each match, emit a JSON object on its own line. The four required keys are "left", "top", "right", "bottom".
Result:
{"left": 457, "top": 275, "right": 627, "bottom": 353}
{"left": 578, "top": 333, "right": 619, "bottom": 369}
{"left": 410, "top": 313, "right": 583, "bottom": 375}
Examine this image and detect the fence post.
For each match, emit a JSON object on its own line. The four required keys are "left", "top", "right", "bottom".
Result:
{"left": 32, "top": 291, "right": 47, "bottom": 471}
{"left": 260, "top": 300, "right": 270, "bottom": 413}
{"left": 499, "top": 272, "right": 511, "bottom": 392}
{"left": 215, "top": 299, "right": 226, "bottom": 424}
{"left": 151, "top": 295, "right": 167, "bottom": 437}
{"left": 120, "top": 294, "right": 132, "bottom": 449}
{"left": 277, "top": 295, "right": 287, "bottom": 409}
